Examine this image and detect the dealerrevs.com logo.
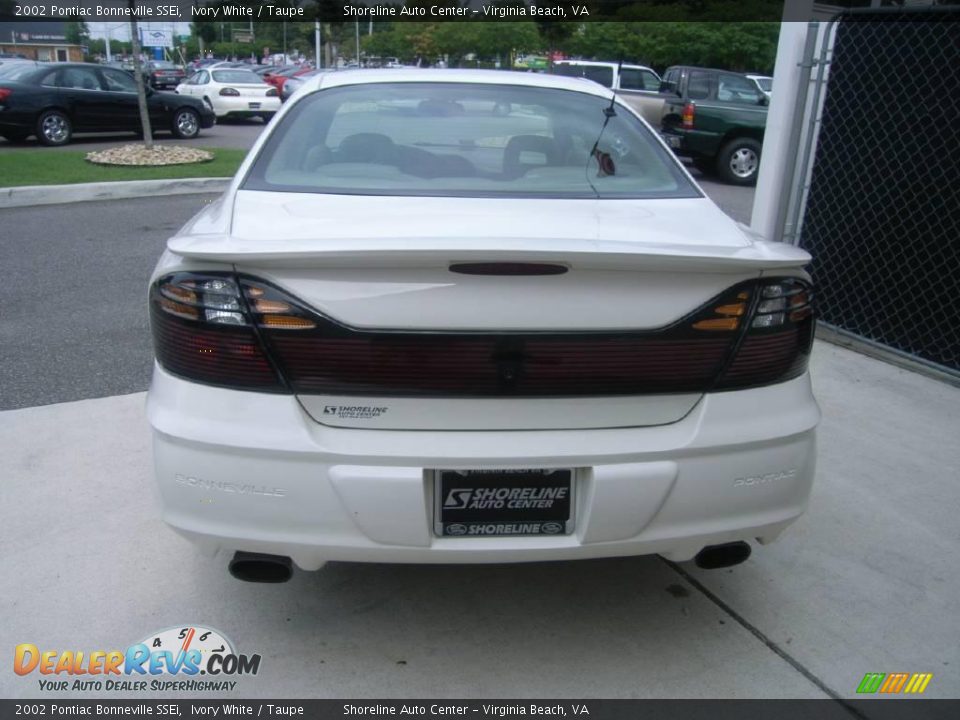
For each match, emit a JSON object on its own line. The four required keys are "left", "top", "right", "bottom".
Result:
{"left": 14, "top": 625, "right": 261, "bottom": 693}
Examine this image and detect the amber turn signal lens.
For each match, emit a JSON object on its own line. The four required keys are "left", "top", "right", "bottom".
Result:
{"left": 160, "top": 285, "right": 197, "bottom": 304}
{"left": 159, "top": 297, "right": 199, "bottom": 320}
{"left": 693, "top": 318, "right": 740, "bottom": 331}
{"left": 254, "top": 299, "right": 291, "bottom": 313}
{"left": 259, "top": 315, "right": 316, "bottom": 329}
{"left": 715, "top": 303, "right": 747, "bottom": 317}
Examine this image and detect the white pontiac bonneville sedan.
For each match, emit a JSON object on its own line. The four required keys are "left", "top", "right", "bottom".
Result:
{"left": 147, "top": 70, "right": 819, "bottom": 583}
{"left": 175, "top": 67, "right": 280, "bottom": 122}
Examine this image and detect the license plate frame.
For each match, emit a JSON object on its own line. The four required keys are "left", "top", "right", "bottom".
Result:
{"left": 433, "top": 468, "right": 575, "bottom": 538}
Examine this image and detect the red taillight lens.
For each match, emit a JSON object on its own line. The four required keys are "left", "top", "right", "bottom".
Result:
{"left": 150, "top": 274, "right": 814, "bottom": 396}
{"left": 265, "top": 87, "right": 278, "bottom": 97}
{"left": 0, "top": 88, "right": 12, "bottom": 102}
{"left": 150, "top": 273, "right": 286, "bottom": 392}
{"left": 219, "top": 87, "right": 240, "bottom": 97}
{"left": 682, "top": 102, "right": 695, "bottom": 130}
{"left": 715, "top": 278, "right": 815, "bottom": 390}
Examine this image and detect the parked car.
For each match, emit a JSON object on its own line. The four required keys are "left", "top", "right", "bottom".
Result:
{"left": 146, "top": 69, "right": 818, "bottom": 583}
{"left": 0, "top": 62, "right": 214, "bottom": 145}
{"left": 746, "top": 74, "right": 773, "bottom": 99}
{"left": 552, "top": 59, "right": 662, "bottom": 125}
{"left": 143, "top": 60, "right": 186, "bottom": 90}
{"left": 176, "top": 68, "right": 280, "bottom": 121}
{"left": 264, "top": 65, "right": 313, "bottom": 96}
{"left": 658, "top": 66, "right": 769, "bottom": 185}
{"left": 279, "top": 69, "right": 331, "bottom": 101}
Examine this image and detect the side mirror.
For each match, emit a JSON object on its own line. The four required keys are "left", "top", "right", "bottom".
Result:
{"left": 758, "top": 95, "right": 769, "bottom": 106}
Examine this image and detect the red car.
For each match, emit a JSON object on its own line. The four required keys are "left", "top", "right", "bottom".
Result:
{"left": 263, "top": 66, "right": 312, "bottom": 95}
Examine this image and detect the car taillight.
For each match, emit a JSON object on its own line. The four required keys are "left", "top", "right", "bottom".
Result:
{"left": 150, "top": 273, "right": 814, "bottom": 396}
{"left": 714, "top": 278, "right": 815, "bottom": 390}
{"left": 0, "top": 88, "right": 12, "bottom": 102}
{"left": 150, "top": 272, "right": 313, "bottom": 393}
{"left": 266, "top": 87, "right": 278, "bottom": 97}
{"left": 682, "top": 102, "right": 695, "bottom": 130}
{"left": 219, "top": 88, "right": 240, "bottom": 96}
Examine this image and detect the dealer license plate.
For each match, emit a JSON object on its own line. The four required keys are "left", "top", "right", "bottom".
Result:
{"left": 434, "top": 469, "right": 574, "bottom": 538}
{"left": 248, "top": 102, "right": 261, "bottom": 109}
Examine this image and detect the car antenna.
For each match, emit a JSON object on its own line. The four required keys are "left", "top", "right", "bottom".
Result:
{"left": 604, "top": 56, "right": 623, "bottom": 118}
{"left": 590, "top": 55, "right": 623, "bottom": 159}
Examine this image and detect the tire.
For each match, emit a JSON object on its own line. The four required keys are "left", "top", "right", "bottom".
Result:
{"left": 2, "top": 130, "right": 29, "bottom": 143}
{"left": 261, "top": 113, "right": 276, "bottom": 123}
{"left": 171, "top": 107, "right": 200, "bottom": 139}
{"left": 36, "top": 109, "right": 72, "bottom": 146}
{"left": 716, "top": 137, "right": 761, "bottom": 186}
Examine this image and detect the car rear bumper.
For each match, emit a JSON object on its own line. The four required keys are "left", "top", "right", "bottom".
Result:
{"left": 212, "top": 96, "right": 280, "bottom": 118}
{"left": 147, "top": 364, "right": 819, "bottom": 570}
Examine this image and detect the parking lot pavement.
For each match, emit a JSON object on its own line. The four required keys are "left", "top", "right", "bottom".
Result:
{"left": 0, "top": 342, "right": 957, "bottom": 699}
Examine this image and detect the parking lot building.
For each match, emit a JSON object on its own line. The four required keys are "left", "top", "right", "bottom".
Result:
{"left": 0, "top": 22, "right": 84, "bottom": 63}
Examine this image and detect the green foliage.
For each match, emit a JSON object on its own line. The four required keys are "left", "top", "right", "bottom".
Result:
{"left": 563, "top": 22, "right": 780, "bottom": 74}
{"left": 64, "top": 21, "right": 91, "bottom": 46}
{"left": 171, "top": 18, "right": 779, "bottom": 75}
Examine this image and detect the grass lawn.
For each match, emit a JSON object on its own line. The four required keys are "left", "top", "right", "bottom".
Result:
{"left": 0, "top": 148, "right": 246, "bottom": 188}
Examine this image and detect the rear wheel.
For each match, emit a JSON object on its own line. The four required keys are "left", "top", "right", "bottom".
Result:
{"left": 261, "top": 112, "right": 276, "bottom": 123}
{"left": 171, "top": 108, "right": 200, "bottom": 139}
{"left": 716, "top": 138, "right": 761, "bottom": 186}
{"left": 36, "top": 110, "right": 72, "bottom": 146}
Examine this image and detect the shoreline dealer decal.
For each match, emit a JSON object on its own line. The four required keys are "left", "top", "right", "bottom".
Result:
{"left": 13, "top": 625, "right": 261, "bottom": 693}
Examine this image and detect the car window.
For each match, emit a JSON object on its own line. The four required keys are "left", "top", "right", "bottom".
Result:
{"left": 197, "top": 71, "right": 210, "bottom": 85}
{"left": 244, "top": 82, "right": 699, "bottom": 200}
{"left": 718, "top": 74, "right": 763, "bottom": 104}
{"left": 619, "top": 68, "right": 660, "bottom": 92}
{"left": 0, "top": 63, "right": 42, "bottom": 80}
{"left": 212, "top": 70, "right": 263, "bottom": 84}
{"left": 553, "top": 63, "right": 614, "bottom": 89}
{"left": 687, "top": 71, "right": 711, "bottom": 100}
{"left": 58, "top": 67, "right": 102, "bottom": 91}
{"left": 101, "top": 67, "right": 137, "bottom": 92}
{"left": 755, "top": 77, "right": 772, "bottom": 92}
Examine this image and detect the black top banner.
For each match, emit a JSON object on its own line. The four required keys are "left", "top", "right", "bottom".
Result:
{"left": 0, "top": 1, "right": 882, "bottom": 24}
{"left": 2, "top": 700, "right": 960, "bottom": 720}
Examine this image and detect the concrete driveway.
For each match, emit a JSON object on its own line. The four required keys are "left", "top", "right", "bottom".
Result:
{"left": 1, "top": 342, "right": 957, "bottom": 700}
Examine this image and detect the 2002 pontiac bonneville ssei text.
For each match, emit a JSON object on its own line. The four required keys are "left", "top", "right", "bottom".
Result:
{"left": 146, "top": 70, "right": 819, "bottom": 583}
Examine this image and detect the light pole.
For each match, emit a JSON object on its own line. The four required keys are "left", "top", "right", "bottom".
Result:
{"left": 315, "top": 21, "right": 321, "bottom": 68}
{"left": 102, "top": 23, "right": 126, "bottom": 63}
{"left": 355, "top": 21, "right": 360, "bottom": 66}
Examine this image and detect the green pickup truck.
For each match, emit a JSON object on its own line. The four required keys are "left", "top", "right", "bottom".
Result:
{"left": 657, "top": 66, "right": 770, "bottom": 186}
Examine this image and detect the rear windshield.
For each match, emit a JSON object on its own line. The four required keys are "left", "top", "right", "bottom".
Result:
{"left": 152, "top": 61, "right": 178, "bottom": 69}
{"left": 0, "top": 63, "right": 42, "bottom": 79}
{"left": 212, "top": 70, "right": 263, "bottom": 84}
{"left": 243, "top": 82, "right": 699, "bottom": 199}
{"left": 756, "top": 77, "right": 773, "bottom": 92}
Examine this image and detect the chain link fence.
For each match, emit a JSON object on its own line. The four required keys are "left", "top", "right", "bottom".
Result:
{"left": 797, "top": 9, "right": 959, "bottom": 379}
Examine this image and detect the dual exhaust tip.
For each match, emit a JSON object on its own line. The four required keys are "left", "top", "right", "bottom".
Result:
{"left": 227, "top": 541, "right": 752, "bottom": 583}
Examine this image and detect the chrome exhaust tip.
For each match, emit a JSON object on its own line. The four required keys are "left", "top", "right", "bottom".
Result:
{"left": 694, "top": 541, "right": 752, "bottom": 569}
{"left": 228, "top": 551, "right": 293, "bottom": 583}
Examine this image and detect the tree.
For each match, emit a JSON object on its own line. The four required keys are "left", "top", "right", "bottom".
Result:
{"left": 64, "top": 21, "right": 90, "bottom": 46}
{"left": 128, "top": 18, "right": 154, "bottom": 149}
